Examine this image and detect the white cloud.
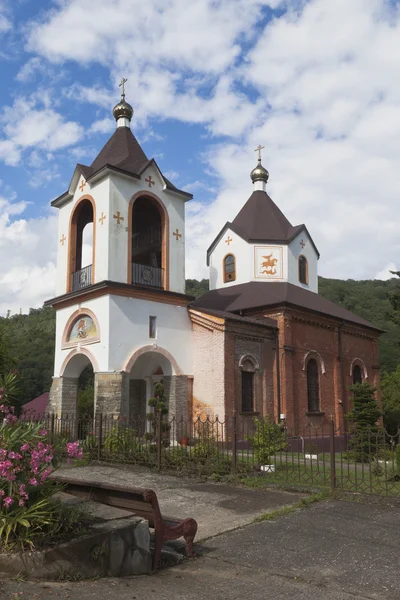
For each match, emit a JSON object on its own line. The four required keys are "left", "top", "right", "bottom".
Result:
{"left": 88, "top": 118, "right": 115, "bottom": 135}
{"left": 0, "top": 96, "right": 84, "bottom": 173}
{"left": 375, "top": 263, "right": 399, "bottom": 281}
{"left": 2, "top": 0, "right": 400, "bottom": 315}
{"left": 0, "top": 195, "right": 57, "bottom": 315}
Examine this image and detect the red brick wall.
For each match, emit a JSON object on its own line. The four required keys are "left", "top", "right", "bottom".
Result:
{"left": 250, "top": 307, "right": 381, "bottom": 434}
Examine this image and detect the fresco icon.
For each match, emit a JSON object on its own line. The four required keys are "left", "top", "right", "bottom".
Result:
{"left": 254, "top": 246, "right": 283, "bottom": 279}
{"left": 68, "top": 315, "right": 97, "bottom": 342}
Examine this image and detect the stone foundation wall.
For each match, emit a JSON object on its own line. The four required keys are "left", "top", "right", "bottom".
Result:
{"left": 163, "top": 375, "right": 189, "bottom": 422}
{"left": 94, "top": 372, "right": 130, "bottom": 416}
{"left": 48, "top": 377, "right": 78, "bottom": 415}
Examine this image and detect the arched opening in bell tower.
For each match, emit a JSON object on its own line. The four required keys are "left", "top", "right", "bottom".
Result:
{"left": 69, "top": 197, "right": 95, "bottom": 292}
{"left": 129, "top": 195, "right": 167, "bottom": 289}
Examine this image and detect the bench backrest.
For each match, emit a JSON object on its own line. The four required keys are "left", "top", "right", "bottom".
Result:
{"left": 52, "top": 477, "right": 159, "bottom": 526}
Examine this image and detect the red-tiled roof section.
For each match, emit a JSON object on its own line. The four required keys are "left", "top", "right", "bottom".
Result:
{"left": 90, "top": 126, "right": 149, "bottom": 176}
{"left": 21, "top": 393, "right": 49, "bottom": 418}
{"left": 191, "top": 282, "right": 382, "bottom": 332}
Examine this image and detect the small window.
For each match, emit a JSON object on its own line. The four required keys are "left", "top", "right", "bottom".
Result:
{"left": 223, "top": 254, "right": 236, "bottom": 283}
{"left": 299, "top": 255, "right": 308, "bottom": 284}
{"left": 149, "top": 316, "right": 157, "bottom": 339}
{"left": 307, "top": 358, "right": 320, "bottom": 412}
{"left": 352, "top": 364, "right": 362, "bottom": 384}
{"left": 241, "top": 372, "right": 254, "bottom": 413}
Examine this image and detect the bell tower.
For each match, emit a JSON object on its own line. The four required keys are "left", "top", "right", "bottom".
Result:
{"left": 47, "top": 81, "right": 194, "bottom": 422}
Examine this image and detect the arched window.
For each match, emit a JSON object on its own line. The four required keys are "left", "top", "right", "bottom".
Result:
{"left": 69, "top": 198, "right": 94, "bottom": 292}
{"left": 352, "top": 364, "right": 362, "bottom": 384}
{"left": 223, "top": 254, "right": 236, "bottom": 283}
{"left": 299, "top": 255, "right": 308, "bottom": 284}
{"left": 131, "top": 196, "right": 164, "bottom": 289}
{"left": 240, "top": 355, "right": 258, "bottom": 413}
{"left": 307, "top": 358, "right": 320, "bottom": 413}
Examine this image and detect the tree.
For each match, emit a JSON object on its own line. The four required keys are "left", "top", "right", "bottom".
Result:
{"left": 346, "top": 383, "right": 382, "bottom": 460}
{"left": 381, "top": 367, "right": 400, "bottom": 435}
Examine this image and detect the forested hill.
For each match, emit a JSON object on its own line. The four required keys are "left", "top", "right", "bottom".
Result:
{"left": 1, "top": 277, "right": 399, "bottom": 407}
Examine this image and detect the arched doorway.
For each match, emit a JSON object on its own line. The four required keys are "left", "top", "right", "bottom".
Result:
{"left": 130, "top": 195, "right": 166, "bottom": 289}
{"left": 128, "top": 351, "right": 173, "bottom": 432}
{"left": 69, "top": 197, "right": 95, "bottom": 291}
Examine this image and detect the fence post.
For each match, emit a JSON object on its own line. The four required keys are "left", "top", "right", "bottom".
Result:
{"left": 50, "top": 413, "right": 55, "bottom": 444}
{"left": 329, "top": 418, "right": 336, "bottom": 491}
{"left": 97, "top": 413, "right": 103, "bottom": 461}
{"left": 232, "top": 412, "right": 237, "bottom": 473}
{"left": 156, "top": 410, "right": 162, "bottom": 471}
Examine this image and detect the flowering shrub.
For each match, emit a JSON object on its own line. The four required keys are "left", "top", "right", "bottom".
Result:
{"left": 0, "top": 400, "right": 83, "bottom": 550}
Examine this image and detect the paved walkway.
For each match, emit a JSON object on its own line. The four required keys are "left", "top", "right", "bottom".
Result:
{"left": 2, "top": 498, "right": 399, "bottom": 599}
{"left": 54, "top": 464, "right": 304, "bottom": 540}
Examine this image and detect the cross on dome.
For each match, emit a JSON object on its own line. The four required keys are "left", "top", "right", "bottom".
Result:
{"left": 113, "top": 77, "right": 134, "bottom": 126}
{"left": 250, "top": 144, "right": 269, "bottom": 191}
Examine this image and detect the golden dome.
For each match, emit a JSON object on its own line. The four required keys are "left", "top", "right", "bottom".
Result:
{"left": 250, "top": 159, "right": 269, "bottom": 183}
{"left": 112, "top": 99, "right": 134, "bottom": 121}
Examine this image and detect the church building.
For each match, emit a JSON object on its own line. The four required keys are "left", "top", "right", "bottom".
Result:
{"left": 46, "top": 85, "right": 381, "bottom": 434}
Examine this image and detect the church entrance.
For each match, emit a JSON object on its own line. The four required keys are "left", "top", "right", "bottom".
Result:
{"left": 128, "top": 351, "right": 172, "bottom": 433}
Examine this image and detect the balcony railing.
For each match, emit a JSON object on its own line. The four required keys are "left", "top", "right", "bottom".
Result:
{"left": 72, "top": 264, "right": 92, "bottom": 291}
{"left": 132, "top": 226, "right": 162, "bottom": 251}
{"left": 132, "top": 262, "right": 163, "bottom": 289}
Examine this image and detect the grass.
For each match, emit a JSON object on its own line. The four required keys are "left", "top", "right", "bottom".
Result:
{"left": 254, "top": 491, "right": 331, "bottom": 523}
{"left": 236, "top": 461, "right": 400, "bottom": 497}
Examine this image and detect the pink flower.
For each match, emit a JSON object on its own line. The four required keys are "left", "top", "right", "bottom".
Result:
{"left": 40, "top": 429, "right": 47, "bottom": 437}
{"left": 28, "top": 478, "right": 38, "bottom": 486}
{"left": 3, "top": 496, "right": 13, "bottom": 507}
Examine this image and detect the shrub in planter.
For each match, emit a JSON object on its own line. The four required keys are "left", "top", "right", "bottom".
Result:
{"left": 247, "top": 415, "right": 287, "bottom": 465}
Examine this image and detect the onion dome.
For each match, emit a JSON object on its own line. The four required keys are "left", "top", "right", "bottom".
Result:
{"left": 112, "top": 98, "right": 134, "bottom": 122}
{"left": 250, "top": 158, "right": 269, "bottom": 184}
{"left": 112, "top": 77, "right": 134, "bottom": 122}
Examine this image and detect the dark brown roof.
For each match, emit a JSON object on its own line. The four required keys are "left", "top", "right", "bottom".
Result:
{"left": 191, "top": 282, "right": 382, "bottom": 332}
{"left": 190, "top": 306, "right": 277, "bottom": 329}
{"left": 89, "top": 126, "right": 149, "bottom": 176}
{"left": 52, "top": 127, "right": 192, "bottom": 206}
{"left": 207, "top": 190, "right": 319, "bottom": 262}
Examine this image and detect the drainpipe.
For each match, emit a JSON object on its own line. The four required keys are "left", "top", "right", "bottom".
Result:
{"left": 338, "top": 321, "right": 347, "bottom": 421}
{"left": 274, "top": 329, "right": 282, "bottom": 422}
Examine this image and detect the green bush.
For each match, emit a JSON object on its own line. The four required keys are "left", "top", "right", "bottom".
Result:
{"left": 396, "top": 445, "right": 400, "bottom": 474}
{"left": 247, "top": 415, "right": 287, "bottom": 465}
{"left": 104, "top": 425, "right": 138, "bottom": 454}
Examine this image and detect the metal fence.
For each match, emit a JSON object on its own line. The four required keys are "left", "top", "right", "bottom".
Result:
{"left": 22, "top": 413, "right": 400, "bottom": 497}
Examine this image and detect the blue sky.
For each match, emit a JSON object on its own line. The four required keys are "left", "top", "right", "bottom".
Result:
{"left": 0, "top": 0, "right": 400, "bottom": 314}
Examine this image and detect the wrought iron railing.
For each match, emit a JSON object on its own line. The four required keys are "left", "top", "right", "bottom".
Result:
{"left": 132, "top": 226, "right": 162, "bottom": 251}
{"left": 132, "top": 262, "right": 163, "bottom": 288}
{"left": 72, "top": 264, "right": 92, "bottom": 291}
{"left": 19, "top": 412, "right": 400, "bottom": 497}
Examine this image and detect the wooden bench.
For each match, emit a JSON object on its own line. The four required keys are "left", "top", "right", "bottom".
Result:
{"left": 52, "top": 477, "right": 198, "bottom": 571}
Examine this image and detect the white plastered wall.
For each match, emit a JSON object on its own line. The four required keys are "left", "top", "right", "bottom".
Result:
{"left": 55, "top": 166, "right": 187, "bottom": 296}
{"left": 54, "top": 293, "right": 193, "bottom": 378}
{"left": 287, "top": 231, "right": 318, "bottom": 293}
{"left": 55, "top": 177, "right": 110, "bottom": 296}
{"left": 108, "top": 295, "right": 193, "bottom": 375}
{"left": 109, "top": 168, "right": 186, "bottom": 293}
{"left": 209, "top": 228, "right": 290, "bottom": 289}
{"left": 209, "top": 229, "right": 251, "bottom": 290}
{"left": 53, "top": 295, "right": 110, "bottom": 377}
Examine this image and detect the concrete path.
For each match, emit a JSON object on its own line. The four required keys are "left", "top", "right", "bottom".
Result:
{"left": 2, "top": 498, "right": 399, "bottom": 599}
{"left": 54, "top": 464, "right": 303, "bottom": 540}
